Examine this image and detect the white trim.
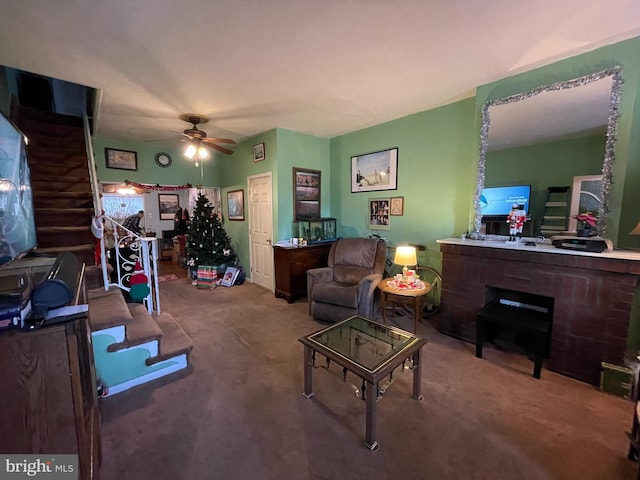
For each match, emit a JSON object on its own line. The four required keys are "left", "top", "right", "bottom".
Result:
{"left": 105, "top": 354, "right": 188, "bottom": 396}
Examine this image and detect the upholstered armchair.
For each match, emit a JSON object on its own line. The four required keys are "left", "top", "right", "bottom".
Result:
{"left": 307, "top": 237, "right": 387, "bottom": 323}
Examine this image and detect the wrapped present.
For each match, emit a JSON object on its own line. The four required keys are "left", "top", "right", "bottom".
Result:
{"left": 196, "top": 265, "right": 217, "bottom": 289}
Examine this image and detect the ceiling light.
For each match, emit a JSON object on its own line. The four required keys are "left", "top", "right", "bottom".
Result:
{"left": 184, "top": 144, "right": 197, "bottom": 159}
{"left": 197, "top": 146, "right": 209, "bottom": 160}
{"left": 116, "top": 184, "right": 136, "bottom": 195}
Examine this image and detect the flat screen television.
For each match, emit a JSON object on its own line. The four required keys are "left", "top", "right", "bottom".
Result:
{"left": 480, "top": 185, "right": 531, "bottom": 219}
{"left": 0, "top": 113, "right": 37, "bottom": 267}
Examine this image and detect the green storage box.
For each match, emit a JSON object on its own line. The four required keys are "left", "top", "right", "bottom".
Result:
{"left": 600, "top": 362, "right": 633, "bottom": 399}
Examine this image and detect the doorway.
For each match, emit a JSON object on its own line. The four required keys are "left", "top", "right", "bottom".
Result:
{"left": 248, "top": 173, "right": 273, "bottom": 291}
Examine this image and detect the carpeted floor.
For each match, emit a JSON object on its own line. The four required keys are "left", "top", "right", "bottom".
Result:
{"left": 99, "top": 278, "right": 637, "bottom": 480}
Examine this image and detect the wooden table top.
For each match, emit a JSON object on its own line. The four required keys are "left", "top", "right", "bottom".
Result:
{"left": 378, "top": 277, "right": 432, "bottom": 297}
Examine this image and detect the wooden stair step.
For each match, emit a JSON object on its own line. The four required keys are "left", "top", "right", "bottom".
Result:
{"left": 34, "top": 191, "right": 93, "bottom": 198}
{"left": 29, "top": 162, "right": 89, "bottom": 174}
{"left": 33, "top": 176, "right": 90, "bottom": 184}
{"left": 147, "top": 313, "right": 194, "bottom": 366}
{"left": 38, "top": 226, "right": 91, "bottom": 233}
{"left": 34, "top": 243, "right": 95, "bottom": 260}
{"left": 36, "top": 244, "right": 94, "bottom": 254}
{"left": 107, "top": 304, "right": 163, "bottom": 352}
{"left": 84, "top": 265, "right": 105, "bottom": 291}
{"left": 88, "top": 288, "right": 132, "bottom": 331}
{"left": 35, "top": 208, "right": 94, "bottom": 228}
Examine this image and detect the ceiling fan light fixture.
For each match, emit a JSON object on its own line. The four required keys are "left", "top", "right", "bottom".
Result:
{"left": 184, "top": 143, "right": 197, "bottom": 159}
{"left": 197, "top": 146, "right": 209, "bottom": 160}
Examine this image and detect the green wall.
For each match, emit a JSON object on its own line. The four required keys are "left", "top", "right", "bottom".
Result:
{"left": 486, "top": 134, "right": 605, "bottom": 229}
{"left": 218, "top": 129, "right": 278, "bottom": 273}
{"left": 275, "top": 129, "right": 331, "bottom": 237}
{"left": 217, "top": 128, "right": 330, "bottom": 275}
{"left": 329, "top": 99, "right": 477, "bottom": 270}
{"left": 92, "top": 137, "right": 219, "bottom": 187}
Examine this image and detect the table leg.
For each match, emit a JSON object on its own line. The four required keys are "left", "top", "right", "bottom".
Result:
{"left": 303, "top": 345, "right": 314, "bottom": 399}
{"left": 381, "top": 292, "right": 387, "bottom": 325}
{"left": 414, "top": 296, "right": 424, "bottom": 333}
{"left": 364, "top": 379, "right": 378, "bottom": 450}
{"left": 411, "top": 348, "right": 424, "bottom": 401}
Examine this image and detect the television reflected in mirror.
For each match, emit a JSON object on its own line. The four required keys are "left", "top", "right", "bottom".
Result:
{"left": 480, "top": 185, "right": 531, "bottom": 219}
{"left": 0, "top": 113, "right": 37, "bottom": 267}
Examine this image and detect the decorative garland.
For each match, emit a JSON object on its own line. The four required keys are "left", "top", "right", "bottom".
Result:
{"left": 124, "top": 180, "right": 193, "bottom": 191}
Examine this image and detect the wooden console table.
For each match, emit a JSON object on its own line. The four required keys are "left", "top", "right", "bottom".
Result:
{"left": 273, "top": 242, "right": 333, "bottom": 303}
{"left": 0, "top": 318, "right": 102, "bottom": 479}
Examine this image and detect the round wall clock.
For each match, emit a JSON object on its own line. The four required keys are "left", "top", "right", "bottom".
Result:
{"left": 155, "top": 152, "right": 172, "bottom": 168}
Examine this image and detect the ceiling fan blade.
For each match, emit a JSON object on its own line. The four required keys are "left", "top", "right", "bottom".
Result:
{"left": 205, "top": 137, "right": 236, "bottom": 145}
{"left": 207, "top": 143, "right": 234, "bottom": 155}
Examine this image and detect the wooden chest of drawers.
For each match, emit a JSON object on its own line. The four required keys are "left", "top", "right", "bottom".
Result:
{"left": 273, "top": 243, "right": 333, "bottom": 303}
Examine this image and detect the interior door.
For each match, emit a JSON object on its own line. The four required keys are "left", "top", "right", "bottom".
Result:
{"left": 248, "top": 173, "right": 273, "bottom": 290}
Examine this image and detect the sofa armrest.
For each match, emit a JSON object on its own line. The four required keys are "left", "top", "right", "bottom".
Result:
{"left": 357, "top": 273, "right": 383, "bottom": 319}
{"left": 307, "top": 267, "right": 334, "bottom": 314}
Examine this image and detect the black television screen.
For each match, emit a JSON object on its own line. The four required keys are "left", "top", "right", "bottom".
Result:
{"left": 480, "top": 185, "right": 531, "bottom": 218}
{"left": 0, "top": 113, "right": 37, "bottom": 267}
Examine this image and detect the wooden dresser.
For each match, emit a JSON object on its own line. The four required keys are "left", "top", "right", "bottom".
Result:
{"left": 273, "top": 242, "right": 333, "bottom": 303}
{"left": 0, "top": 318, "right": 101, "bottom": 479}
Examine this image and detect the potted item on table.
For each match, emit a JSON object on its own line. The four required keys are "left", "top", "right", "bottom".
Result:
{"left": 574, "top": 211, "right": 597, "bottom": 237}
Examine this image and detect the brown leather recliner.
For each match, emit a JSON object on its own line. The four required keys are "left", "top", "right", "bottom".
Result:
{"left": 307, "top": 237, "right": 386, "bottom": 323}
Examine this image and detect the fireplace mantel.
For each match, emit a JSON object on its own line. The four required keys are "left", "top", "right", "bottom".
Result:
{"left": 437, "top": 238, "right": 640, "bottom": 385}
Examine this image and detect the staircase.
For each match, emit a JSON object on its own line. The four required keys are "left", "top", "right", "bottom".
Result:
{"left": 88, "top": 287, "right": 193, "bottom": 396}
{"left": 13, "top": 106, "right": 95, "bottom": 265}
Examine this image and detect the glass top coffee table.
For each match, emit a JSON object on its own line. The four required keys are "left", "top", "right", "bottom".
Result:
{"left": 299, "top": 315, "right": 427, "bottom": 450}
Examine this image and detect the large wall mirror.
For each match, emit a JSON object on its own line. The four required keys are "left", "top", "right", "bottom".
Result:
{"left": 472, "top": 66, "right": 623, "bottom": 239}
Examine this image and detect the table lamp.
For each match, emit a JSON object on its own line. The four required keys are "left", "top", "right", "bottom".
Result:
{"left": 394, "top": 245, "right": 417, "bottom": 280}
{"left": 630, "top": 222, "right": 640, "bottom": 236}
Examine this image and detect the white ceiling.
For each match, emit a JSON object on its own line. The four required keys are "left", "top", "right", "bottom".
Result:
{"left": 0, "top": 0, "right": 639, "bottom": 147}
{"left": 487, "top": 75, "right": 614, "bottom": 151}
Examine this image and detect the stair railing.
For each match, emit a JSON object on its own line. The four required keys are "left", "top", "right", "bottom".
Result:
{"left": 96, "top": 215, "right": 162, "bottom": 315}
{"left": 83, "top": 113, "right": 103, "bottom": 217}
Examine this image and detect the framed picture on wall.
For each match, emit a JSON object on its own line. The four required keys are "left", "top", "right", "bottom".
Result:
{"left": 105, "top": 148, "right": 138, "bottom": 171}
{"left": 227, "top": 189, "right": 245, "bottom": 221}
{"left": 293, "top": 167, "right": 321, "bottom": 219}
{"left": 390, "top": 196, "right": 404, "bottom": 215}
{"left": 368, "top": 198, "right": 390, "bottom": 230}
{"left": 158, "top": 194, "right": 180, "bottom": 220}
{"left": 253, "top": 142, "right": 265, "bottom": 162}
{"left": 351, "top": 147, "right": 398, "bottom": 193}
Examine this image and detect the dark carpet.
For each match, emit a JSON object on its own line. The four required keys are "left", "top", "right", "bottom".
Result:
{"left": 99, "top": 278, "right": 636, "bottom": 480}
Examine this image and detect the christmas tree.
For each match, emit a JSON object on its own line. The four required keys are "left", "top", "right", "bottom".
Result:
{"left": 186, "top": 192, "right": 238, "bottom": 268}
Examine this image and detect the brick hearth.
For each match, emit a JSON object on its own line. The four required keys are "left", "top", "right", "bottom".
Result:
{"left": 438, "top": 240, "right": 640, "bottom": 385}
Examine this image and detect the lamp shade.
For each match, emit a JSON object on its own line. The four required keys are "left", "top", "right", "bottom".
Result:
{"left": 630, "top": 222, "right": 640, "bottom": 235}
{"left": 394, "top": 245, "right": 417, "bottom": 267}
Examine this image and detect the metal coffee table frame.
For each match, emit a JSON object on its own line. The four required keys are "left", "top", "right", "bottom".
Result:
{"left": 299, "top": 315, "right": 427, "bottom": 450}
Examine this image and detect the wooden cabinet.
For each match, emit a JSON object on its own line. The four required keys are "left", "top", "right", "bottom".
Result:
{"left": 273, "top": 243, "right": 333, "bottom": 303}
{"left": 0, "top": 318, "right": 101, "bottom": 479}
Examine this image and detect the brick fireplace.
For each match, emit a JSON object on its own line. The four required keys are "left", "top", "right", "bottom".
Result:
{"left": 438, "top": 239, "right": 640, "bottom": 385}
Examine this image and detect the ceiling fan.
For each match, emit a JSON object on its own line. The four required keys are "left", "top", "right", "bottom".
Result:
{"left": 177, "top": 113, "right": 236, "bottom": 155}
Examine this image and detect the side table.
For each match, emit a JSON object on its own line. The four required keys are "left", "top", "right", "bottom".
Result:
{"left": 378, "top": 277, "right": 432, "bottom": 333}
